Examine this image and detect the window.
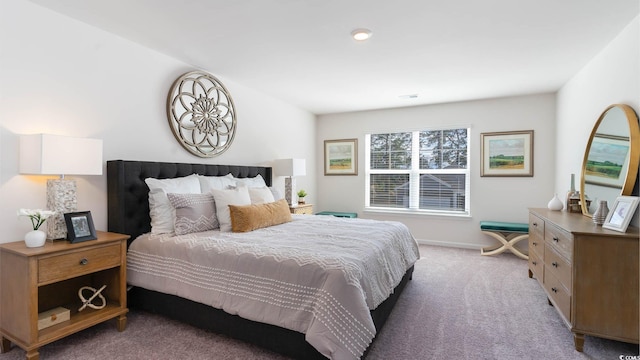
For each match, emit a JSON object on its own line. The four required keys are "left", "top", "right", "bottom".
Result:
{"left": 365, "top": 128, "right": 470, "bottom": 215}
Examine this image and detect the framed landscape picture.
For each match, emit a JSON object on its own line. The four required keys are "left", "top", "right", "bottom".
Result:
{"left": 584, "top": 134, "right": 630, "bottom": 189}
{"left": 481, "top": 130, "right": 533, "bottom": 177}
{"left": 324, "top": 138, "right": 358, "bottom": 175}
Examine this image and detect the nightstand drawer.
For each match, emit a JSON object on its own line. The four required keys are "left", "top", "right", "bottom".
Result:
{"left": 290, "top": 204, "right": 313, "bottom": 215}
{"left": 38, "top": 243, "right": 122, "bottom": 284}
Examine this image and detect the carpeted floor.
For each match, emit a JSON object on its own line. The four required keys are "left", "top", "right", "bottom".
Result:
{"left": 2, "top": 245, "right": 638, "bottom": 359}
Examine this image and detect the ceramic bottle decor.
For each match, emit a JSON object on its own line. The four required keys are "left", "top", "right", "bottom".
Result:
{"left": 592, "top": 200, "right": 609, "bottom": 225}
{"left": 547, "top": 194, "right": 563, "bottom": 211}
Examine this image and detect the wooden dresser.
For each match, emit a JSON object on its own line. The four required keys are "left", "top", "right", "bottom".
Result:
{"left": 528, "top": 208, "right": 639, "bottom": 351}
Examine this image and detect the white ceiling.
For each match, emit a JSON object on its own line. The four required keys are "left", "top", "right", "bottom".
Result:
{"left": 29, "top": 0, "right": 639, "bottom": 115}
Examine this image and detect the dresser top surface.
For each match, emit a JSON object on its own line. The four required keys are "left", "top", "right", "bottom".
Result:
{"left": 529, "top": 208, "right": 639, "bottom": 237}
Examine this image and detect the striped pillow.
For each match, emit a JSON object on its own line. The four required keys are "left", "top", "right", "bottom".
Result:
{"left": 167, "top": 193, "right": 219, "bottom": 235}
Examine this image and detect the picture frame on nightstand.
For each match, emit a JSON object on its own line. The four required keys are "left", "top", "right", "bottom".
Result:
{"left": 64, "top": 211, "right": 97, "bottom": 243}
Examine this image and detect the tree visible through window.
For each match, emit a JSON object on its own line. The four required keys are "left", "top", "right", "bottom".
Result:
{"left": 366, "top": 128, "right": 470, "bottom": 214}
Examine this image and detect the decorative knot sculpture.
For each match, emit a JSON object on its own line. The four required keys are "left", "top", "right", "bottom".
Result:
{"left": 78, "top": 285, "right": 107, "bottom": 311}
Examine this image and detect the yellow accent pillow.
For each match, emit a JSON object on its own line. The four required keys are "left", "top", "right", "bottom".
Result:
{"left": 229, "top": 199, "right": 292, "bottom": 232}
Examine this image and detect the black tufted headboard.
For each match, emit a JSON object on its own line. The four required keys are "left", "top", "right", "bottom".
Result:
{"left": 107, "top": 160, "right": 272, "bottom": 245}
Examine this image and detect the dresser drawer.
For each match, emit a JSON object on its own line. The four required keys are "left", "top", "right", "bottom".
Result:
{"left": 545, "top": 223, "right": 573, "bottom": 261}
{"left": 528, "top": 250, "right": 543, "bottom": 284}
{"left": 529, "top": 213, "right": 545, "bottom": 242}
{"left": 528, "top": 232, "right": 544, "bottom": 260}
{"left": 38, "top": 243, "right": 122, "bottom": 284}
{"left": 544, "top": 244, "right": 572, "bottom": 290}
{"left": 544, "top": 271, "right": 571, "bottom": 322}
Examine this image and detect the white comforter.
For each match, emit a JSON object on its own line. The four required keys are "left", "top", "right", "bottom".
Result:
{"left": 127, "top": 215, "right": 420, "bottom": 359}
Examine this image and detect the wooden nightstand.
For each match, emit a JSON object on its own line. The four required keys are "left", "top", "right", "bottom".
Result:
{"left": 289, "top": 203, "right": 313, "bottom": 215}
{"left": 0, "top": 231, "right": 129, "bottom": 360}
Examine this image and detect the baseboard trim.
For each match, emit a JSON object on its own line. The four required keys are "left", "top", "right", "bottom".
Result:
{"left": 415, "top": 238, "right": 480, "bottom": 250}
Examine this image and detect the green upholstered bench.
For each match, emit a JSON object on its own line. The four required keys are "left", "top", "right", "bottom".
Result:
{"left": 480, "top": 221, "right": 529, "bottom": 260}
{"left": 316, "top": 211, "right": 358, "bottom": 218}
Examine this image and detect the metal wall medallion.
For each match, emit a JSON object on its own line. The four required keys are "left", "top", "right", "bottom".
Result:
{"left": 167, "top": 71, "right": 237, "bottom": 157}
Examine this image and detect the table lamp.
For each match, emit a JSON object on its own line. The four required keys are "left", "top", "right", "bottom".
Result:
{"left": 274, "top": 158, "right": 306, "bottom": 206}
{"left": 19, "top": 134, "right": 103, "bottom": 239}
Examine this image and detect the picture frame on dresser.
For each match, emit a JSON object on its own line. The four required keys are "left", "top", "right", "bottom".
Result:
{"left": 64, "top": 211, "right": 97, "bottom": 243}
{"left": 603, "top": 196, "right": 639, "bottom": 233}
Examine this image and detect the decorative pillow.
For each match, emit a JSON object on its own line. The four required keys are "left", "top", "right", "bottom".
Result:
{"left": 210, "top": 186, "right": 252, "bottom": 232}
{"left": 229, "top": 199, "right": 292, "bottom": 233}
{"left": 248, "top": 186, "right": 275, "bottom": 204}
{"left": 167, "top": 193, "right": 219, "bottom": 235}
{"left": 198, "top": 174, "right": 237, "bottom": 193}
{"left": 145, "top": 174, "right": 200, "bottom": 234}
{"left": 232, "top": 174, "right": 267, "bottom": 188}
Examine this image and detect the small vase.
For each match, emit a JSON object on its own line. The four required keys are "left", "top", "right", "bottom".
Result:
{"left": 298, "top": 198, "right": 306, "bottom": 205}
{"left": 24, "top": 230, "right": 46, "bottom": 248}
{"left": 592, "top": 200, "right": 609, "bottom": 225}
{"left": 547, "top": 193, "right": 563, "bottom": 211}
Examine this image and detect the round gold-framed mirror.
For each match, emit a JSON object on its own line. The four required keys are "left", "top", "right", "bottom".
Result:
{"left": 580, "top": 104, "right": 640, "bottom": 216}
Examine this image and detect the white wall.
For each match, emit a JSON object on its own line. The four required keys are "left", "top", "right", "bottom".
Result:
{"left": 556, "top": 15, "right": 639, "bottom": 227}
{"left": 317, "top": 94, "right": 557, "bottom": 248}
{"left": 0, "top": 0, "right": 316, "bottom": 243}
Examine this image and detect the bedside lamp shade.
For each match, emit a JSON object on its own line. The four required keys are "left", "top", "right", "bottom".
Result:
{"left": 274, "top": 158, "right": 306, "bottom": 206}
{"left": 274, "top": 158, "right": 306, "bottom": 177}
{"left": 19, "top": 134, "right": 103, "bottom": 239}
{"left": 20, "top": 134, "right": 103, "bottom": 176}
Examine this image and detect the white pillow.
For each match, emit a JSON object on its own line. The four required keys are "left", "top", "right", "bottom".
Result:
{"left": 210, "top": 186, "right": 252, "bottom": 232}
{"left": 198, "top": 174, "right": 236, "bottom": 193}
{"left": 232, "top": 174, "right": 267, "bottom": 188}
{"left": 269, "top": 187, "right": 284, "bottom": 201}
{"left": 249, "top": 186, "right": 276, "bottom": 204}
{"left": 145, "top": 174, "right": 200, "bottom": 234}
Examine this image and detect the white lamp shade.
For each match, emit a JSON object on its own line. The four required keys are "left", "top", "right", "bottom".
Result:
{"left": 19, "top": 134, "right": 103, "bottom": 176}
{"left": 274, "top": 158, "right": 306, "bottom": 177}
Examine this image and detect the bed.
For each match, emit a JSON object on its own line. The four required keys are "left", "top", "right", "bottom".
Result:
{"left": 107, "top": 160, "right": 419, "bottom": 359}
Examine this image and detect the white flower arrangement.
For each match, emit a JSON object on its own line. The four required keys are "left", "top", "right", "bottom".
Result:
{"left": 17, "top": 209, "right": 56, "bottom": 231}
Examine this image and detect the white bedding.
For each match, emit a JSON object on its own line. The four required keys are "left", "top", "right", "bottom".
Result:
{"left": 127, "top": 214, "right": 420, "bottom": 359}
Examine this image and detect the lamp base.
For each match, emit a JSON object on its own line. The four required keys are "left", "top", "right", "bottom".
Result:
{"left": 284, "top": 177, "right": 296, "bottom": 206}
{"left": 46, "top": 179, "right": 77, "bottom": 240}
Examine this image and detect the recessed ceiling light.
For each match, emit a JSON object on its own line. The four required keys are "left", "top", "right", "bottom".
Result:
{"left": 351, "top": 28, "right": 372, "bottom": 41}
{"left": 399, "top": 94, "right": 419, "bottom": 99}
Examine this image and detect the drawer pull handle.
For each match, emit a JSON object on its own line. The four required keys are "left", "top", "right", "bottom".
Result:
{"left": 532, "top": 261, "right": 537, "bottom": 265}
{"left": 533, "top": 222, "right": 538, "bottom": 227}
{"left": 532, "top": 242, "right": 537, "bottom": 246}
{"left": 551, "top": 287, "right": 558, "bottom": 293}
{"left": 553, "top": 236, "right": 559, "bottom": 242}
{"left": 80, "top": 258, "right": 88, "bottom": 265}
{"left": 552, "top": 262, "right": 558, "bottom": 268}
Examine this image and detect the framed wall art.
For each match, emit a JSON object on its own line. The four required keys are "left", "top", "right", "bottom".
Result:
{"left": 324, "top": 139, "right": 358, "bottom": 175}
{"left": 64, "top": 211, "right": 97, "bottom": 243}
{"left": 603, "top": 196, "right": 639, "bottom": 233}
{"left": 481, "top": 130, "right": 534, "bottom": 177}
{"left": 584, "top": 134, "right": 631, "bottom": 189}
